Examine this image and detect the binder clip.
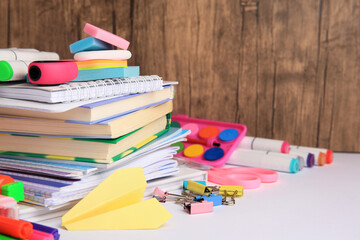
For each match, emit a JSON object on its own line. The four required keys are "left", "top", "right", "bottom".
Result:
{"left": 183, "top": 180, "right": 207, "bottom": 189}
{"left": 153, "top": 187, "right": 167, "bottom": 202}
{"left": 194, "top": 194, "right": 223, "bottom": 206}
{"left": 185, "top": 180, "right": 213, "bottom": 196}
{"left": 217, "top": 185, "right": 244, "bottom": 197}
{"left": 222, "top": 190, "right": 238, "bottom": 205}
{"left": 183, "top": 201, "right": 213, "bottom": 215}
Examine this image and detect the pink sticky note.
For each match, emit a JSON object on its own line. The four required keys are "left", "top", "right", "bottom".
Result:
{"left": 84, "top": 23, "right": 130, "bottom": 50}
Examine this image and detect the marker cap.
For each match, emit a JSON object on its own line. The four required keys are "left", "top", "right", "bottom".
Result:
{"left": 281, "top": 141, "right": 290, "bottom": 153}
{"left": 325, "top": 150, "right": 333, "bottom": 164}
{"left": 289, "top": 158, "right": 299, "bottom": 173}
{"left": 0, "top": 61, "right": 13, "bottom": 81}
{"left": 306, "top": 153, "right": 315, "bottom": 167}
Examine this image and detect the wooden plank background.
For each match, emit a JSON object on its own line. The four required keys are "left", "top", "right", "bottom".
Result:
{"left": 0, "top": 0, "right": 359, "bottom": 152}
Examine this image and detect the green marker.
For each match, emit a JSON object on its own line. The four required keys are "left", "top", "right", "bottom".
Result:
{"left": 0, "top": 60, "right": 30, "bottom": 81}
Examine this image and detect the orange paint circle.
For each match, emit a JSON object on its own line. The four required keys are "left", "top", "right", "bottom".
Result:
{"left": 183, "top": 144, "right": 204, "bottom": 158}
{"left": 198, "top": 126, "right": 219, "bottom": 139}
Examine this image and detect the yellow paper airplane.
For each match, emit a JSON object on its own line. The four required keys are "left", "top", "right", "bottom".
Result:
{"left": 62, "top": 167, "right": 172, "bottom": 230}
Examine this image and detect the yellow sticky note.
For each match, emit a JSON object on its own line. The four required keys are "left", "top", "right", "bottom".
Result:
{"left": 64, "top": 198, "right": 172, "bottom": 230}
{"left": 62, "top": 167, "right": 172, "bottom": 230}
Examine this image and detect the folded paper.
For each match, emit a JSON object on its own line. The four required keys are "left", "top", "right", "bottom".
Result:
{"left": 62, "top": 167, "right": 172, "bottom": 230}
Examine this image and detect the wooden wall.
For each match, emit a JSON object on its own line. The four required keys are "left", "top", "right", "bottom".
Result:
{"left": 0, "top": 0, "right": 359, "bottom": 152}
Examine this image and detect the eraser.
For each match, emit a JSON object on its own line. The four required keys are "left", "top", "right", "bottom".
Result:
{"left": 84, "top": 23, "right": 130, "bottom": 50}
{"left": 70, "top": 37, "right": 114, "bottom": 54}
{"left": 74, "top": 50, "right": 132, "bottom": 61}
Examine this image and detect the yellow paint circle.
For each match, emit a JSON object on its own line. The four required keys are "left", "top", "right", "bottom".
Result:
{"left": 184, "top": 144, "right": 204, "bottom": 158}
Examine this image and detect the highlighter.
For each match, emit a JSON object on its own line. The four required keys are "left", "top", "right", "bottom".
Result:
{"left": 0, "top": 215, "right": 33, "bottom": 239}
{"left": 237, "top": 136, "right": 290, "bottom": 153}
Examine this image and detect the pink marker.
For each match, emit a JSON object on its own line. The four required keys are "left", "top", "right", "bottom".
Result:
{"left": 30, "top": 230, "right": 55, "bottom": 240}
{"left": 0, "top": 195, "right": 18, "bottom": 219}
{"left": 84, "top": 23, "right": 130, "bottom": 50}
{"left": 184, "top": 201, "right": 213, "bottom": 215}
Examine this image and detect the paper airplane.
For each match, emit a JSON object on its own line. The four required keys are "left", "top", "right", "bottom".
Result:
{"left": 62, "top": 167, "right": 172, "bottom": 230}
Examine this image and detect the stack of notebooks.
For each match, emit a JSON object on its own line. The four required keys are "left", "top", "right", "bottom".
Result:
{"left": 0, "top": 26, "right": 202, "bottom": 219}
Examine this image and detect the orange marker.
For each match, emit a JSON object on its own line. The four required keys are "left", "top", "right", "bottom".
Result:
{"left": 0, "top": 215, "right": 33, "bottom": 239}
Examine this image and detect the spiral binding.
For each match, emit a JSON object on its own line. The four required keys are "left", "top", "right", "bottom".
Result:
{"left": 59, "top": 75, "right": 163, "bottom": 102}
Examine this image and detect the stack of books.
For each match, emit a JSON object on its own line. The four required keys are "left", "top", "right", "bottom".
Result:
{"left": 0, "top": 24, "right": 197, "bottom": 216}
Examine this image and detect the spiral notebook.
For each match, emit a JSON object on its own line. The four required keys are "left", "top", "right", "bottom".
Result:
{"left": 0, "top": 75, "right": 164, "bottom": 103}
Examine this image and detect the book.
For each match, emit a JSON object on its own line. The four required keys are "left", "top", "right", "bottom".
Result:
{"left": 18, "top": 165, "right": 207, "bottom": 222}
{"left": 0, "top": 100, "right": 173, "bottom": 138}
{"left": 0, "top": 86, "right": 174, "bottom": 123}
{"left": 0, "top": 115, "right": 170, "bottom": 163}
{"left": 0, "top": 75, "right": 163, "bottom": 103}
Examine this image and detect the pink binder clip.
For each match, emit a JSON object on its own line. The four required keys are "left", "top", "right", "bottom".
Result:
{"left": 153, "top": 187, "right": 168, "bottom": 202}
{"left": 183, "top": 201, "right": 213, "bottom": 215}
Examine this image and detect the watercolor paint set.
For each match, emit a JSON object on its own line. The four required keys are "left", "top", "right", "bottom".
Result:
{"left": 171, "top": 115, "right": 247, "bottom": 167}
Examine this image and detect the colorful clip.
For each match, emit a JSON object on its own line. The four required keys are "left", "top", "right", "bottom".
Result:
{"left": 194, "top": 194, "right": 223, "bottom": 206}
{"left": 183, "top": 180, "right": 206, "bottom": 189}
{"left": 1, "top": 182, "right": 24, "bottom": 202}
{"left": 185, "top": 180, "right": 213, "bottom": 196}
{"left": 222, "top": 190, "right": 238, "bottom": 205}
{"left": 153, "top": 187, "right": 167, "bottom": 202}
{"left": 218, "top": 185, "right": 243, "bottom": 197}
{"left": 184, "top": 201, "right": 213, "bottom": 214}
{"left": 0, "top": 215, "right": 33, "bottom": 239}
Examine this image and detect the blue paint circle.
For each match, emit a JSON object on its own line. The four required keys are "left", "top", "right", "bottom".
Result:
{"left": 219, "top": 128, "right": 239, "bottom": 141}
{"left": 204, "top": 147, "right": 225, "bottom": 161}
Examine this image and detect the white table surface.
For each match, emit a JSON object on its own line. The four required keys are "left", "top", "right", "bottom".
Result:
{"left": 40, "top": 152, "right": 360, "bottom": 240}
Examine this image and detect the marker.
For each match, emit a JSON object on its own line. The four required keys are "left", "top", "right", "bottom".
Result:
{"left": 237, "top": 136, "right": 290, "bottom": 153}
{"left": 0, "top": 49, "right": 59, "bottom": 61}
{"left": 0, "top": 215, "right": 33, "bottom": 239}
{"left": 0, "top": 60, "right": 32, "bottom": 81}
{"left": 227, "top": 149, "right": 300, "bottom": 173}
{"left": 266, "top": 151, "right": 306, "bottom": 170}
{"left": 290, "top": 145, "right": 332, "bottom": 165}
{"left": 288, "top": 149, "right": 315, "bottom": 167}
{"left": 30, "top": 230, "right": 54, "bottom": 240}
{"left": 31, "top": 223, "right": 59, "bottom": 240}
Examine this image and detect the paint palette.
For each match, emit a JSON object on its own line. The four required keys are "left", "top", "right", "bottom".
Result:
{"left": 172, "top": 115, "right": 247, "bottom": 167}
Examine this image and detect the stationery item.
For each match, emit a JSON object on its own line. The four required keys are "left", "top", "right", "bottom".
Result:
{"left": 172, "top": 115, "right": 247, "bottom": 167}
{"left": 183, "top": 180, "right": 206, "bottom": 189}
{"left": 30, "top": 230, "right": 54, "bottom": 240}
{"left": 0, "top": 85, "right": 173, "bottom": 123}
{"left": 0, "top": 114, "right": 169, "bottom": 163}
{"left": 183, "top": 201, "right": 213, "bottom": 215}
{"left": 4, "top": 48, "right": 38, "bottom": 52}
{"left": 237, "top": 136, "right": 290, "bottom": 153}
{"left": 208, "top": 167, "right": 278, "bottom": 189}
{"left": 0, "top": 215, "right": 33, "bottom": 239}
{"left": 288, "top": 149, "right": 315, "bottom": 168}
{"left": 31, "top": 223, "right": 59, "bottom": 240}
{"left": 28, "top": 61, "right": 134, "bottom": 85}
{"left": 0, "top": 195, "right": 18, "bottom": 219}
{"left": 70, "top": 37, "right": 114, "bottom": 53}
{"left": 194, "top": 194, "right": 223, "bottom": 206}
{"left": 0, "top": 233, "right": 21, "bottom": 240}
{"left": 0, "top": 49, "right": 59, "bottom": 61}
{"left": 0, "top": 182, "right": 24, "bottom": 202}
{"left": 74, "top": 49, "right": 132, "bottom": 61}
{"left": 62, "top": 167, "right": 172, "bottom": 230}
{"left": 227, "top": 149, "right": 300, "bottom": 173}
{"left": 264, "top": 152, "right": 306, "bottom": 170}
{"left": 0, "top": 75, "right": 164, "bottom": 104}
{"left": 290, "top": 145, "right": 333, "bottom": 165}
{"left": 0, "top": 60, "right": 31, "bottom": 82}
{"left": 84, "top": 23, "right": 130, "bottom": 50}
{"left": 185, "top": 180, "right": 212, "bottom": 196}
{"left": 0, "top": 100, "right": 172, "bottom": 138}
{"left": 218, "top": 185, "right": 244, "bottom": 197}
{"left": 0, "top": 175, "right": 14, "bottom": 191}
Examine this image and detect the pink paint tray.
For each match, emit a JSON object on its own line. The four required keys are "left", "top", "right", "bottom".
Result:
{"left": 171, "top": 115, "right": 247, "bottom": 167}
